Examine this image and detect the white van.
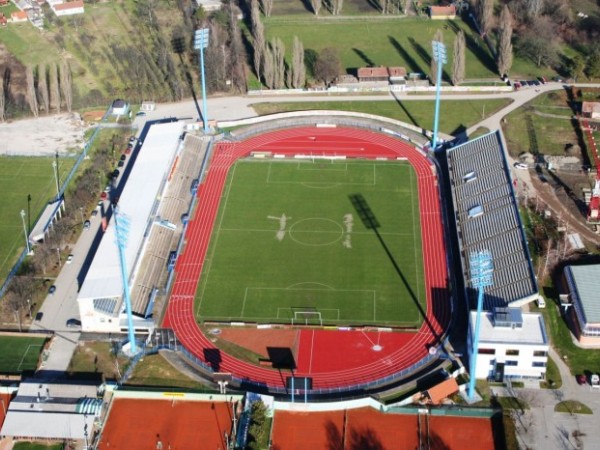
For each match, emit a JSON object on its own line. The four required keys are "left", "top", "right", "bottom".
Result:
{"left": 537, "top": 296, "right": 546, "bottom": 309}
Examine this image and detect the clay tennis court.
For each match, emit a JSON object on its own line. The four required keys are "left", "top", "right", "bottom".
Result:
{"left": 164, "top": 126, "right": 450, "bottom": 391}
{"left": 271, "top": 407, "right": 499, "bottom": 450}
{"left": 97, "top": 397, "right": 235, "bottom": 450}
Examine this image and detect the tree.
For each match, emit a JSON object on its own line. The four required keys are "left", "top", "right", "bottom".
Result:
{"left": 496, "top": 5, "right": 514, "bottom": 76}
{"left": 60, "top": 60, "right": 73, "bottom": 112}
{"left": 0, "top": 76, "right": 4, "bottom": 122}
{"left": 262, "top": 45, "right": 275, "bottom": 88}
{"left": 526, "top": 0, "right": 544, "bottom": 21}
{"left": 314, "top": 47, "right": 341, "bottom": 86}
{"left": 452, "top": 30, "right": 466, "bottom": 85}
{"left": 49, "top": 64, "right": 61, "bottom": 113}
{"left": 271, "top": 38, "right": 285, "bottom": 89}
{"left": 291, "top": 36, "right": 306, "bottom": 88}
{"left": 26, "top": 66, "right": 39, "bottom": 117}
{"left": 585, "top": 48, "right": 600, "bottom": 79}
{"left": 332, "top": 0, "right": 344, "bottom": 15}
{"left": 430, "top": 29, "right": 444, "bottom": 86}
{"left": 37, "top": 64, "right": 50, "bottom": 114}
{"left": 478, "top": 0, "right": 494, "bottom": 36}
{"left": 516, "top": 18, "right": 559, "bottom": 68}
{"left": 568, "top": 55, "right": 586, "bottom": 81}
{"left": 261, "top": 0, "right": 273, "bottom": 17}
{"left": 251, "top": 0, "right": 265, "bottom": 85}
{"left": 311, "top": 0, "right": 322, "bottom": 15}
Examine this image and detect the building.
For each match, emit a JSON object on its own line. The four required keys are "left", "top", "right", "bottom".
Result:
{"left": 469, "top": 309, "right": 549, "bottom": 380}
{"left": 563, "top": 264, "right": 600, "bottom": 345}
{"left": 0, "top": 0, "right": 9, "bottom": 6}
{"left": 0, "top": 13, "right": 7, "bottom": 26}
{"left": 11, "top": 11, "right": 28, "bottom": 22}
{"left": 582, "top": 102, "right": 600, "bottom": 120}
{"left": 110, "top": 99, "right": 129, "bottom": 117}
{"left": 356, "top": 66, "right": 407, "bottom": 84}
{"left": 77, "top": 120, "right": 184, "bottom": 333}
{"left": 429, "top": 5, "right": 456, "bottom": 19}
{"left": 51, "top": 0, "right": 84, "bottom": 16}
{"left": 447, "top": 131, "right": 539, "bottom": 310}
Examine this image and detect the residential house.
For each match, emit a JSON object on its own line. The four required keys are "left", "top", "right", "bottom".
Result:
{"left": 51, "top": 0, "right": 84, "bottom": 16}
{"left": 0, "top": 13, "right": 7, "bottom": 27}
{"left": 111, "top": 99, "right": 129, "bottom": 117}
{"left": 11, "top": 10, "right": 28, "bottom": 22}
{"left": 429, "top": 5, "right": 456, "bottom": 19}
{"left": 0, "top": 0, "right": 9, "bottom": 7}
{"left": 582, "top": 102, "right": 600, "bottom": 120}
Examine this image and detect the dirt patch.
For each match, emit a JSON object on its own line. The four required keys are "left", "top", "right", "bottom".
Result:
{"left": 0, "top": 113, "right": 88, "bottom": 156}
{"left": 211, "top": 327, "right": 299, "bottom": 359}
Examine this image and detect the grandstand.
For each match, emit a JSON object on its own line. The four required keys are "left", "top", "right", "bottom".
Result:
{"left": 446, "top": 131, "right": 538, "bottom": 310}
{"left": 77, "top": 120, "right": 186, "bottom": 333}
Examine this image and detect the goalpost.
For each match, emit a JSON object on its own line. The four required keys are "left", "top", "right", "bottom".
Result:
{"left": 291, "top": 308, "right": 323, "bottom": 326}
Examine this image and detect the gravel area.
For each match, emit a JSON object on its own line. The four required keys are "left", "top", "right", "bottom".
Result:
{"left": 0, "top": 113, "right": 88, "bottom": 156}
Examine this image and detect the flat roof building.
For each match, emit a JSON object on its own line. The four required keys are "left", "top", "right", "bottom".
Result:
{"left": 564, "top": 264, "right": 600, "bottom": 345}
{"left": 77, "top": 120, "right": 184, "bottom": 333}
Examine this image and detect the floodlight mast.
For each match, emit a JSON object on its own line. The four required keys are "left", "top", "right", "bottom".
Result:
{"left": 431, "top": 41, "right": 447, "bottom": 152}
{"left": 114, "top": 208, "right": 137, "bottom": 355}
{"left": 194, "top": 28, "right": 210, "bottom": 134}
{"left": 468, "top": 250, "right": 494, "bottom": 400}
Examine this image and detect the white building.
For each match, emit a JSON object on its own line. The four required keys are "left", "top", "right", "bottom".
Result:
{"left": 51, "top": 0, "right": 84, "bottom": 16}
{"left": 110, "top": 99, "right": 129, "bottom": 117}
{"left": 563, "top": 264, "right": 600, "bottom": 345}
{"left": 469, "top": 308, "right": 549, "bottom": 381}
{"left": 77, "top": 120, "right": 184, "bottom": 334}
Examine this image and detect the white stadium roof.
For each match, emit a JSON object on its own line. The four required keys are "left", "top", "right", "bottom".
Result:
{"left": 78, "top": 120, "right": 184, "bottom": 303}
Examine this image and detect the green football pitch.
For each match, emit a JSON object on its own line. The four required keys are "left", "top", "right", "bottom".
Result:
{"left": 0, "top": 156, "right": 74, "bottom": 282}
{"left": 0, "top": 335, "right": 47, "bottom": 373}
{"left": 195, "top": 159, "right": 426, "bottom": 327}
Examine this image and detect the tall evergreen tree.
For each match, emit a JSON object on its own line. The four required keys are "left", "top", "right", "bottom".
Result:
{"left": 291, "top": 36, "right": 306, "bottom": 88}
{"left": 478, "top": 0, "right": 494, "bottom": 35}
{"left": 251, "top": 0, "right": 265, "bottom": 85}
{"left": 26, "top": 66, "right": 39, "bottom": 117}
{"left": 496, "top": 5, "right": 514, "bottom": 76}
{"left": 37, "top": 64, "right": 50, "bottom": 114}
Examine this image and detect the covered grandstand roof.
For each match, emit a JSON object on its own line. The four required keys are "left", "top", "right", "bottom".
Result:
{"left": 78, "top": 121, "right": 184, "bottom": 306}
{"left": 447, "top": 131, "right": 538, "bottom": 310}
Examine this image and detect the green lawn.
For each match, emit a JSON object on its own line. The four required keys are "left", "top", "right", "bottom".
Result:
{"left": 13, "top": 443, "right": 63, "bottom": 450}
{"left": 196, "top": 160, "right": 425, "bottom": 327}
{"left": 555, "top": 400, "right": 593, "bottom": 414}
{"left": 252, "top": 98, "right": 511, "bottom": 136}
{"left": 0, "top": 23, "right": 61, "bottom": 67}
{"left": 0, "top": 156, "right": 75, "bottom": 282}
{"left": 0, "top": 335, "right": 47, "bottom": 374}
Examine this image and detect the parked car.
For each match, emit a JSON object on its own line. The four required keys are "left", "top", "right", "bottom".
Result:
{"left": 100, "top": 191, "right": 108, "bottom": 200}
{"left": 117, "top": 160, "right": 125, "bottom": 168}
{"left": 84, "top": 219, "right": 91, "bottom": 229}
{"left": 135, "top": 111, "right": 146, "bottom": 117}
{"left": 91, "top": 210, "right": 98, "bottom": 217}
{"left": 119, "top": 154, "right": 126, "bottom": 161}
{"left": 576, "top": 374, "right": 587, "bottom": 385}
{"left": 66, "top": 254, "right": 74, "bottom": 264}
{"left": 48, "top": 285, "right": 56, "bottom": 295}
{"left": 35, "top": 312, "right": 43, "bottom": 321}
{"left": 66, "top": 318, "right": 81, "bottom": 328}
{"left": 514, "top": 162, "right": 528, "bottom": 170}
{"left": 111, "top": 169, "right": 120, "bottom": 178}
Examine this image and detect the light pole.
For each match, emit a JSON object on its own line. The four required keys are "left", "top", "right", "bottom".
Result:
{"left": 83, "top": 422, "right": 89, "bottom": 450}
{"left": 79, "top": 207, "right": 84, "bottom": 225}
{"left": 431, "top": 40, "right": 447, "bottom": 152}
{"left": 56, "top": 247, "right": 61, "bottom": 266}
{"left": 468, "top": 250, "right": 494, "bottom": 401}
{"left": 20, "top": 209, "right": 31, "bottom": 255}
{"left": 26, "top": 298, "right": 32, "bottom": 318}
{"left": 52, "top": 160, "right": 60, "bottom": 200}
{"left": 194, "top": 28, "right": 210, "bottom": 134}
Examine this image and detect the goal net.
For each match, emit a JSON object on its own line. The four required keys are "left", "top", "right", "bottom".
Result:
{"left": 291, "top": 308, "right": 323, "bottom": 326}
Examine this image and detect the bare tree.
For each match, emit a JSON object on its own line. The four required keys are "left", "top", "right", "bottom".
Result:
{"left": 50, "top": 63, "right": 61, "bottom": 113}
{"left": 291, "top": 36, "right": 306, "bottom": 89}
{"left": 271, "top": 38, "right": 285, "bottom": 89}
{"left": 37, "top": 64, "right": 50, "bottom": 114}
{"left": 430, "top": 29, "right": 444, "bottom": 85}
{"left": 311, "top": 0, "right": 322, "bottom": 15}
{"left": 262, "top": 45, "right": 275, "bottom": 88}
{"left": 0, "top": 76, "right": 5, "bottom": 122}
{"left": 251, "top": 0, "right": 265, "bottom": 85}
{"left": 26, "top": 66, "right": 39, "bottom": 117}
{"left": 401, "top": 0, "right": 410, "bottom": 14}
{"left": 261, "top": 0, "right": 273, "bottom": 17}
{"left": 60, "top": 60, "right": 72, "bottom": 112}
{"left": 478, "top": 0, "right": 494, "bottom": 36}
{"left": 452, "top": 30, "right": 466, "bottom": 85}
{"left": 314, "top": 47, "right": 342, "bottom": 86}
{"left": 496, "top": 5, "right": 514, "bottom": 76}
{"left": 527, "top": 0, "right": 544, "bottom": 21}
{"left": 331, "top": 0, "right": 344, "bottom": 15}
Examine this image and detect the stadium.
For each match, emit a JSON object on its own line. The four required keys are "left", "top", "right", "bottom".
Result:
{"left": 162, "top": 114, "right": 453, "bottom": 397}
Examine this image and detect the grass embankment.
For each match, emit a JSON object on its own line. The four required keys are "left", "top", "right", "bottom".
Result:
{"left": 252, "top": 98, "right": 511, "bottom": 136}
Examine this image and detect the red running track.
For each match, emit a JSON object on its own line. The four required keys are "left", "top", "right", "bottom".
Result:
{"left": 163, "top": 127, "right": 450, "bottom": 390}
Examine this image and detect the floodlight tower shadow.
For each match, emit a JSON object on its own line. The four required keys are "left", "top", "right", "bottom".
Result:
{"left": 349, "top": 193, "right": 439, "bottom": 340}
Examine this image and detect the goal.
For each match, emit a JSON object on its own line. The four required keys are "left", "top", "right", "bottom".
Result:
{"left": 291, "top": 308, "right": 323, "bottom": 326}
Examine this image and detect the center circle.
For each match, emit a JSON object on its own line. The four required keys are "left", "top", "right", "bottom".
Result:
{"left": 288, "top": 218, "right": 344, "bottom": 246}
